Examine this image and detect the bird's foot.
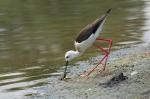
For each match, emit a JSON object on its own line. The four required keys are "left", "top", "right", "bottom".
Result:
{"left": 80, "top": 67, "right": 97, "bottom": 78}
{"left": 80, "top": 66, "right": 104, "bottom": 78}
{"left": 97, "top": 67, "right": 109, "bottom": 76}
{"left": 96, "top": 64, "right": 107, "bottom": 72}
{"left": 80, "top": 65, "right": 109, "bottom": 78}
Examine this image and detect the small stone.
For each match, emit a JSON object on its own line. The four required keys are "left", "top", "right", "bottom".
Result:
{"left": 131, "top": 71, "right": 138, "bottom": 76}
{"left": 87, "top": 88, "right": 92, "bottom": 91}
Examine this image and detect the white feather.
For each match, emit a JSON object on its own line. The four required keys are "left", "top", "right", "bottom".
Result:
{"left": 75, "top": 34, "right": 96, "bottom": 53}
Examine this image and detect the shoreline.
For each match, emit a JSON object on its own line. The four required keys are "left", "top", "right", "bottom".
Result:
{"left": 27, "top": 43, "right": 150, "bottom": 99}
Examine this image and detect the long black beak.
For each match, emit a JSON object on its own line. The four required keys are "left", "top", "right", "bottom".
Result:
{"left": 62, "top": 61, "right": 68, "bottom": 79}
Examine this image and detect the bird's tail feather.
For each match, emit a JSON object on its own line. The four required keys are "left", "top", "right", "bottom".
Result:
{"left": 106, "top": 8, "right": 112, "bottom": 14}
{"left": 101, "top": 8, "right": 112, "bottom": 19}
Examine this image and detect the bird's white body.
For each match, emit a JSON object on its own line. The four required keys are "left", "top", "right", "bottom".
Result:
{"left": 75, "top": 20, "right": 105, "bottom": 54}
{"left": 74, "top": 33, "right": 96, "bottom": 54}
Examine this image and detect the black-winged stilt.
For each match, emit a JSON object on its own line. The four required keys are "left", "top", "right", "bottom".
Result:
{"left": 62, "top": 8, "right": 112, "bottom": 79}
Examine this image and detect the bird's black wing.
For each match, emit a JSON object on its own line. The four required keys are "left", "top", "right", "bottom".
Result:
{"left": 75, "top": 16, "right": 105, "bottom": 43}
{"left": 75, "top": 8, "right": 112, "bottom": 43}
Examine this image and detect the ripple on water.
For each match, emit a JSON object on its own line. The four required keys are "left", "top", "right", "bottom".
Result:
{"left": 0, "top": 71, "right": 48, "bottom": 93}
{"left": 0, "top": 28, "right": 6, "bottom": 33}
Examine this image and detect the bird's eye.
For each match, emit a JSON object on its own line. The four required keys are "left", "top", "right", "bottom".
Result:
{"left": 66, "top": 56, "right": 69, "bottom": 59}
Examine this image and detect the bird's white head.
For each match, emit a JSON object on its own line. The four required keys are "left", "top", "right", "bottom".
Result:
{"left": 65, "top": 50, "right": 80, "bottom": 61}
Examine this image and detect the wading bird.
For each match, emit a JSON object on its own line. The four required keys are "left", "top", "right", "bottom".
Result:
{"left": 62, "top": 8, "right": 112, "bottom": 79}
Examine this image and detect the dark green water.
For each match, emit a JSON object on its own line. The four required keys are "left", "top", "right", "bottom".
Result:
{"left": 0, "top": 0, "right": 149, "bottom": 98}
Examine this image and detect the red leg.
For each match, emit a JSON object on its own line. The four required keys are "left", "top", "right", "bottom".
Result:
{"left": 95, "top": 38, "right": 112, "bottom": 70}
{"left": 80, "top": 38, "right": 112, "bottom": 77}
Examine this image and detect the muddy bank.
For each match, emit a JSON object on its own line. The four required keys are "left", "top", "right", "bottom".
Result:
{"left": 26, "top": 44, "right": 150, "bottom": 99}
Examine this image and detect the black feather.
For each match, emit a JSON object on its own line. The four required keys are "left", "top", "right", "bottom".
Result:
{"left": 75, "top": 8, "right": 112, "bottom": 43}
